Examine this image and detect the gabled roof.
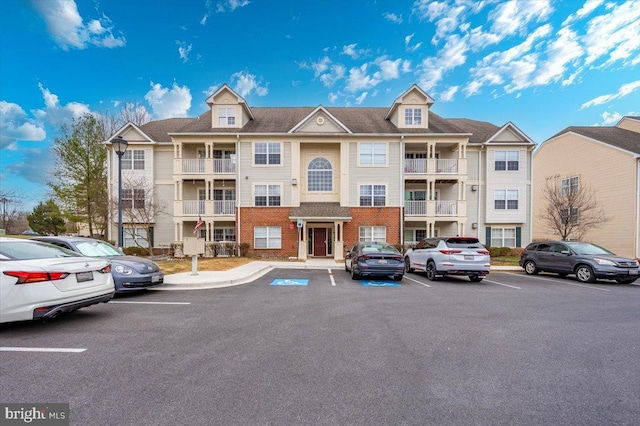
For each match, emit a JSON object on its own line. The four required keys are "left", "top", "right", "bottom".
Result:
{"left": 548, "top": 126, "right": 640, "bottom": 155}
{"left": 138, "top": 118, "right": 193, "bottom": 142}
{"left": 205, "top": 84, "right": 255, "bottom": 120}
{"left": 486, "top": 122, "right": 536, "bottom": 145}
{"left": 447, "top": 119, "right": 500, "bottom": 143}
{"left": 385, "top": 84, "right": 435, "bottom": 120}
{"left": 288, "top": 106, "right": 352, "bottom": 133}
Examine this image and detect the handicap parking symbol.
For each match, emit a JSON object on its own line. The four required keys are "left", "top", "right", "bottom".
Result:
{"left": 361, "top": 280, "right": 401, "bottom": 287}
{"left": 270, "top": 279, "right": 308, "bottom": 286}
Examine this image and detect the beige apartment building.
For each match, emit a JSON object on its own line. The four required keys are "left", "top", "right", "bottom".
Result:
{"left": 532, "top": 116, "right": 640, "bottom": 258}
{"left": 105, "top": 84, "right": 535, "bottom": 259}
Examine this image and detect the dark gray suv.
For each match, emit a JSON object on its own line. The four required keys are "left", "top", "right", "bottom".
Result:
{"left": 520, "top": 240, "right": 639, "bottom": 284}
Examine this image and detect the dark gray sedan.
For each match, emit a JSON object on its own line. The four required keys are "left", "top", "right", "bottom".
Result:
{"left": 345, "top": 241, "right": 405, "bottom": 281}
{"left": 34, "top": 236, "right": 164, "bottom": 292}
{"left": 520, "top": 240, "right": 639, "bottom": 284}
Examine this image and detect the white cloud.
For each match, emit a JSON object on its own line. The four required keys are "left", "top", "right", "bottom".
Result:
{"left": 418, "top": 33, "right": 469, "bottom": 91}
{"left": 177, "top": 41, "right": 193, "bottom": 63}
{"left": 216, "top": 0, "right": 250, "bottom": 13}
{"left": 439, "top": 86, "right": 459, "bottom": 102}
{"left": 0, "top": 101, "right": 46, "bottom": 149}
{"left": 341, "top": 43, "right": 368, "bottom": 60}
{"left": 354, "top": 92, "right": 368, "bottom": 105}
{"left": 601, "top": 111, "right": 622, "bottom": 125}
{"left": 328, "top": 92, "right": 339, "bottom": 103}
{"left": 581, "top": 80, "right": 640, "bottom": 109}
{"left": 346, "top": 64, "right": 380, "bottom": 93}
{"left": 489, "top": 0, "right": 554, "bottom": 38}
{"left": 203, "top": 85, "right": 221, "bottom": 96}
{"left": 533, "top": 27, "right": 583, "bottom": 86}
{"left": 31, "top": 0, "right": 126, "bottom": 50}
{"left": 383, "top": 12, "right": 403, "bottom": 24}
{"left": 144, "top": 82, "right": 192, "bottom": 118}
{"left": 562, "top": 0, "right": 604, "bottom": 26}
{"left": 583, "top": 0, "right": 640, "bottom": 66}
{"left": 319, "top": 65, "right": 346, "bottom": 88}
{"left": 33, "top": 84, "right": 91, "bottom": 126}
{"left": 231, "top": 71, "right": 269, "bottom": 97}
{"left": 405, "top": 33, "right": 423, "bottom": 52}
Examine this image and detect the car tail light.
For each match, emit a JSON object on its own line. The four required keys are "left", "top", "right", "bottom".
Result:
{"left": 100, "top": 265, "right": 112, "bottom": 274}
{"left": 3, "top": 271, "right": 70, "bottom": 284}
{"left": 439, "top": 249, "right": 462, "bottom": 255}
{"left": 477, "top": 250, "right": 490, "bottom": 255}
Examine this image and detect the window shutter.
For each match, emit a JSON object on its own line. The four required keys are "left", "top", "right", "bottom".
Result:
{"left": 516, "top": 226, "right": 521, "bottom": 247}
{"left": 485, "top": 227, "right": 491, "bottom": 246}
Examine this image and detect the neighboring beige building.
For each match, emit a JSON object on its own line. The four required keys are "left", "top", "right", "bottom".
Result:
{"left": 532, "top": 116, "right": 640, "bottom": 258}
{"left": 105, "top": 84, "right": 535, "bottom": 259}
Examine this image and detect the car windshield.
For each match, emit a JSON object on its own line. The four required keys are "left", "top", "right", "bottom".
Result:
{"left": 0, "top": 241, "right": 80, "bottom": 260}
{"left": 446, "top": 238, "right": 483, "bottom": 248}
{"left": 75, "top": 240, "right": 122, "bottom": 257}
{"left": 566, "top": 242, "right": 614, "bottom": 256}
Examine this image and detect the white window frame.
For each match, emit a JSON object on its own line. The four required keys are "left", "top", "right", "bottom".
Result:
{"left": 494, "top": 189, "right": 518, "bottom": 210}
{"left": 122, "top": 188, "right": 145, "bottom": 209}
{"left": 491, "top": 227, "right": 516, "bottom": 248}
{"left": 254, "top": 184, "right": 282, "bottom": 207}
{"left": 308, "top": 157, "right": 333, "bottom": 192}
{"left": 253, "top": 142, "right": 282, "bottom": 166}
{"left": 213, "top": 228, "right": 236, "bottom": 242}
{"left": 358, "top": 142, "right": 387, "bottom": 166}
{"left": 359, "top": 184, "right": 386, "bottom": 206}
{"left": 404, "top": 108, "right": 422, "bottom": 126}
{"left": 561, "top": 176, "right": 579, "bottom": 196}
{"left": 218, "top": 107, "right": 236, "bottom": 126}
{"left": 254, "top": 226, "right": 281, "bottom": 249}
{"left": 494, "top": 150, "right": 519, "bottom": 171}
{"left": 561, "top": 207, "right": 579, "bottom": 224}
{"left": 124, "top": 226, "right": 149, "bottom": 248}
{"left": 122, "top": 149, "right": 145, "bottom": 170}
{"left": 359, "top": 226, "right": 386, "bottom": 242}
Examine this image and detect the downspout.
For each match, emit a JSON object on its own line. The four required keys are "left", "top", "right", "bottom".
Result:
{"left": 529, "top": 146, "right": 535, "bottom": 248}
{"left": 477, "top": 145, "right": 483, "bottom": 240}
{"left": 236, "top": 134, "right": 241, "bottom": 256}
{"left": 400, "top": 135, "right": 404, "bottom": 247}
{"left": 636, "top": 157, "right": 640, "bottom": 258}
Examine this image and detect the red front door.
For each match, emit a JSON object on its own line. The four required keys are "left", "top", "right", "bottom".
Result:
{"left": 313, "top": 228, "right": 327, "bottom": 256}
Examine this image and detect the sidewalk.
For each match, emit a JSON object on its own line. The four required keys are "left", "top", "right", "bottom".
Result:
{"left": 156, "top": 259, "right": 522, "bottom": 290}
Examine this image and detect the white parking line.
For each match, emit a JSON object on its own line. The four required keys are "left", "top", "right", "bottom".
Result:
{"left": 505, "top": 272, "right": 610, "bottom": 292}
{"left": 328, "top": 269, "right": 336, "bottom": 286}
{"left": 0, "top": 347, "right": 86, "bottom": 353}
{"left": 403, "top": 276, "right": 431, "bottom": 287}
{"left": 484, "top": 279, "right": 521, "bottom": 289}
{"left": 109, "top": 301, "right": 192, "bottom": 305}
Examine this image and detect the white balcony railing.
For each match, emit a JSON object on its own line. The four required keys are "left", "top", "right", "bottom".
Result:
{"left": 404, "top": 158, "right": 459, "bottom": 174}
{"left": 436, "top": 200, "right": 457, "bottom": 216}
{"left": 183, "top": 159, "right": 205, "bottom": 174}
{"left": 436, "top": 159, "right": 458, "bottom": 174}
{"left": 404, "top": 201, "right": 426, "bottom": 215}
{"left": 183, "top": 200, "right": 205, "bottom": 215}
{"left": 213, "top": 200, "right": 235, "bottom": 215}
{"left": 404, "top": 159, "right": 427, "bottom": 174}
{"left": 405, "top": 200, "right": 458, "bottom": 216}
{"left": 214, "top": 159, "right": 236, "bottom": 174}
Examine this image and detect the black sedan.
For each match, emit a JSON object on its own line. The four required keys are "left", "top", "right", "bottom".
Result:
{"left": 34, "top": 236, "right": 164, "bottom": 292}
{"left": 345, "top": 241, "right": 405, "bottom": 281}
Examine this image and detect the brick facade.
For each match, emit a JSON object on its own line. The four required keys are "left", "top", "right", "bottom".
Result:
{"left": 239, "top": 207, "right": 298, "bottom": 258}
{"left": 342, "top": 207, "right": 402, "bottom": 248}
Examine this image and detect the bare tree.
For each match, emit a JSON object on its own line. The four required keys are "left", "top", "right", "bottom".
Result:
{"left": 117, "top": 175, "right": 167, "bottom": 255}
{"left": 119, "top": 102, "right": 152, "bottom": 127}
{"left": 539, "top": 178, "right": 609, "bottom": 241}
{"left": 0, "top": 188, "right": 26, "bottom": 234}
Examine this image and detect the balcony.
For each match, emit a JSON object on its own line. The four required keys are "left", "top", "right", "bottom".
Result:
{"left": 176, "top": 200, "right": 236, "bottom": 216}
{"left": 404, "top": 158, "right": 466, "bottom": 176}
{"left": 404, "top": 200, "right": 466, "bottom": 217}
{"left": 174, "top": 158, "right": 236, "bottom": 175}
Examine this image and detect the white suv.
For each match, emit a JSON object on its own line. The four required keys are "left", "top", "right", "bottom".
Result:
{"left": 404, "top": 237, "right": 491, "bottom": 282}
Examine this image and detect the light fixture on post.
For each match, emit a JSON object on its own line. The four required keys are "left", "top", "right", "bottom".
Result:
{"left": 112, "top": 135, "right": 129, "bottom": 250}
{"left": 291, "top": 178, "right": 298, "bottom": 186}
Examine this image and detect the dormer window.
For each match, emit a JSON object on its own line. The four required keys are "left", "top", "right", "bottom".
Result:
{"left": 405, "top": 108, "right": 422, "bottom": 125}
{"left": 219, "top": 108, "right": 236, "bottom": 126}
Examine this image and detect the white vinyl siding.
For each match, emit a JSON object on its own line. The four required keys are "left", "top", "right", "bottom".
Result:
{"left": 359, "top": 143, "right": 387, "bottom": 166}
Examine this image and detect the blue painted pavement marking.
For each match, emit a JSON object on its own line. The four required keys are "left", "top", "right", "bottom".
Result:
{"left": 270, "top": 279, "right": 309, "bottom": 286}
{"left": 361, "top": 280, "right": 401, "bottom": 287}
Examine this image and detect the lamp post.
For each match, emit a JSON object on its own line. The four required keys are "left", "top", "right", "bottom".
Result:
{"left": 112, "top": 136, "right": 129, "bottom": 249}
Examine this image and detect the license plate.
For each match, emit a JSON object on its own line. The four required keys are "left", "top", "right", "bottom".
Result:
{"left": 464, "top": 255, "right": 474, "bottom": 260}
{"left": 378, "top": 259, "right": 387, "bottom": 264}
{"left": 77, "top": 271, "right": 94, "bottom": 282}
{"left": 152, "top": 274, "right": 161, "bottom": 282}
{"left": 629, "top": 269, "right": 638, "bottom": 275}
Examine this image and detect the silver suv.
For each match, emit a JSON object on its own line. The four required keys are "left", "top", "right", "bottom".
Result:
{"left": 404, "top": 237, "right": 491, "bottom": 282}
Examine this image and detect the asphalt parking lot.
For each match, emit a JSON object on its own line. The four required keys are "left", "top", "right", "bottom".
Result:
{"left": 1, "top": 269, "right": 639, "bottom": 425}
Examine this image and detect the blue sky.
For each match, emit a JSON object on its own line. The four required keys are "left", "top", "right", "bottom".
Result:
{"left": 1, "top": 0, "right": 639, "bottom": 210}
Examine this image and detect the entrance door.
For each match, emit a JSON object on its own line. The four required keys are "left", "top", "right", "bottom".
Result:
{"left": 313, "top": 228, "right": 327, "bottom": 256}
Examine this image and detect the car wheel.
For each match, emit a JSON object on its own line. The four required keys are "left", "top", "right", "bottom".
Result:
{"left": 345, "top": 261, "right": 349, "bottom": 272}
{"left": 425, "top": 261, "right": 438, "bottom": 281}
{"left": 404, "top": 257, "right": 414, "bottom": 273}
{"left": 615, "top": 277, "right": 637, "bottom": 284}
{"left": 523, "top": 260, "right": 538, "bottom": 275}
{"left": 393, "top": 274, "right": 403, "bottom": 281}
{"left": 351, "top": 265, "right": 360, "bottom": 280}
{"left": 575, "top": 265, "right": 596, "bottom": 283}
{"left": 469, "top": 275, "right": 483, "bottom": 282}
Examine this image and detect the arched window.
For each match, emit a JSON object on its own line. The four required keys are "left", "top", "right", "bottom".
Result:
{"left": 308, "top": 157, "right": 332, "bottom": 192}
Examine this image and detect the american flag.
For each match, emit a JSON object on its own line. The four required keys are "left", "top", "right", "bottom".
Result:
{"left": 194, "top": 216, "right": 204, "bottom": 236}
